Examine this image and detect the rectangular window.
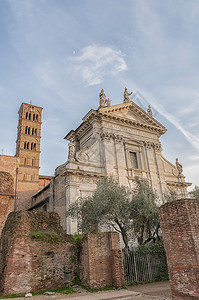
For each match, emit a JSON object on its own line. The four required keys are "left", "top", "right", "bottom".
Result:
{"left": 130, "top": 152, "right": 138, "bottom": 169}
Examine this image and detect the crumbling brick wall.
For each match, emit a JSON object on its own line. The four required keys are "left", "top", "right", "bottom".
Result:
{"left": 79, "top": 232, "right": 125, "bottom": 289}
{"left": 0, "top": 171, "right": 14, "bottom": 235}
{"left": 0, "top": 211, "right": 76, "bottom": 295}
{"left": 159, "top": 199, "right": 199, "bottom": 300}
{"left": 0, "top": 211, "right": 125, "bottom": 295}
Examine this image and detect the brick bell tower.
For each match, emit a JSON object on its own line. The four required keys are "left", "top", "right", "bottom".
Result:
{"left": 15, "top": 103, "right": 43, "bottom": 210}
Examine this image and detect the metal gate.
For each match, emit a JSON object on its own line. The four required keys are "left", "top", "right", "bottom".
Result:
{"left": 123, "top": 250, "right": 168, "bottom": 284}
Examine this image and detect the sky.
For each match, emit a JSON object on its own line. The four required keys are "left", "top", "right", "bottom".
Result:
{"left": 0, "top": 0, "right": 199, "bottom": 189}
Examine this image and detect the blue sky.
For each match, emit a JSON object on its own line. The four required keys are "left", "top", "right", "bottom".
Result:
{"left": 0, "top": 0, "right": 199, "bottom": 189}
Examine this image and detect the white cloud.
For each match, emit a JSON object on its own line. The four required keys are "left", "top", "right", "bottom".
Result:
{"left": 69, "top": 45, "right": 128, "bottom": 86}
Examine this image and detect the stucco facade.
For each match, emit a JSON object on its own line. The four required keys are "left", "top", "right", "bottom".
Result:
{"left": 32, "top": 89, "right": 190, "bottom": 234}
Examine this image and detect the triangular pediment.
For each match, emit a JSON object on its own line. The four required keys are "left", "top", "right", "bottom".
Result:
{"left": 98, "top": 102, "right": 166, "bottom": 133}
{"left": 104, "top": 106, "right": 143, "bottom": 122}
{"left": 68, "top": 101, "right": 166, "bottom": 141}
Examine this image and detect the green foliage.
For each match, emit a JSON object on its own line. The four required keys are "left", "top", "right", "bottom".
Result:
{"left": 163, "top": 189, "right": 178, "bottom": 202}
{"left": 131, "top": 177, "right": 160, "bottom": 245}
{"left": 41, "top": 287, "right": 74, "bottom": 294}
{"left": 0, "top": 294, "right": 24, "bottom": 299}
{"left": 66, "top": 176, "right": 160, "bottom": 248}
{"left": 71, "top": 233, "right": 85, "bottom": 244}
{"left": 29, "top": 230, "right": 63, "bottom": 244}
{"left": 190, "top": 185, "right": 199, "bottom": 200}
{"left": 73, "top": 271, "right": 81, "bottom": 285}
{"left": 124, "top": 242, "right": 168, "bottom": 283}
{"left": 66, "top": 176, "right": 132, "bottom": 249}
{"left": 0, "top": 287, "right": 75, "bottom": 299}
{"left": 70, "top": 254, "right": 77, "bottom": 262}
{"left": 131, "top": 241, "right": 166, "bottom": 255}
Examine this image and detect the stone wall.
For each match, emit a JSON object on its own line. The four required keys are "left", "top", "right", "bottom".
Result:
{"left": 0, "top": 171, "right": 14, "bottom": 235}
{"left": 0, "top": 211, "right": 76, "bottom": 295}
{"left": 159, "top": 199, "right": 199, "bottom": 300}
{"left": 0, "top": 212, "right": 125, "bottom": 295}
{"left": 79, "top": 232, "right": 125, "bottom": 289}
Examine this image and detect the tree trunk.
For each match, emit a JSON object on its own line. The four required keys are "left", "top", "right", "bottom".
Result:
{"left": 115, "top": 219, "right": 129, "bottom": 250}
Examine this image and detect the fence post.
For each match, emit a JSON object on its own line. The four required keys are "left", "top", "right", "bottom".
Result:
{"left": 133, "top": 252, "right": 138, "bottom": 282}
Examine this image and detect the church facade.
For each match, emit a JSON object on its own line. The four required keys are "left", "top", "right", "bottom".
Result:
{"left": 30, "top": 89, "right": 191, "bottom": 234}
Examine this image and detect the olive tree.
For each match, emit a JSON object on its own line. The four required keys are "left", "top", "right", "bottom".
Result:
{"left": 131, "top": 177, "right": 160, "bottom": 245}
{"left": 66, "top": 176, "right": 160, "bottom": 248}
{"left": 66, "top": 176, "right": 133, "bottom": 249}
{"left": 190, "top": 185, "right": 199, "bottom": 200}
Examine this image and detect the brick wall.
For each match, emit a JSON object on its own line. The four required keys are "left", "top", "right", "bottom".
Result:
{"left": 159, "top": 199, "right": 199, "bottom": 300}
{"left": 0, "top": 155, "right": 19, "bottom": 181}
{"left": 0, "top": 212, "right": 125, "bottom": 295}
{"left": 0, "top": 171, "right": 14, "bottom": 235}
{"left": 0, "top": 211, "right": 76, "bottom": 295}
{"left": 79, "top": 232, "right": 125, "bottom": 289}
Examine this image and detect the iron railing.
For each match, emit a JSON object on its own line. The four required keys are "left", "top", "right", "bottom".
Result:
{"left": 123, "top": 250, "right": 168, "bottom": 284}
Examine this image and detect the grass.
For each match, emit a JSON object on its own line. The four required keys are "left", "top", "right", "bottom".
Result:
{"left": 126, "top": 278, "right": 169, "bottom": 286}
{"left": 71, "top": 233, "right": 85, "bottom": 244}
{"left": 0, "top": 287, "right": 74, "bottom": 298}
{"left": 81, "top": 285, "right": 127, "bottom": 293}
{"left": 28, "top": 230, "right": 63, "bottom": 244}
{"left": 0, "top": 294, "right": 24, "bottom": 299}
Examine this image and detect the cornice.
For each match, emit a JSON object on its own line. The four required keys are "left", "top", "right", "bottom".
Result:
{"left": 99, "top": 113, "right": 166, "bottom": 135}
{"left": 64, "top": 101, "right": 167, "bottom": 141}
{"left": 62, "top": 168, "right": 106, "bottom": 178}
{"left": 166, "top": 180, "right": 192, "bottom": 187}
{"left": 98, "top": 101, "right": 165, "bottom": 129}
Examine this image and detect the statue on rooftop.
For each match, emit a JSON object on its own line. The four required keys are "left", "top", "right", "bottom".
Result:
{"left": 99, "top": 89, "right": 107, "bottom": 107}
{"left": 147, "top": 105, "right": 153, "bottom": 117}
{"left": 176, "top": 158, "right": 183, "bottom": 175}
{"left": 106, "top": 98, "right": 111, "bottom": 107}
{"left": 123, "top": 87, "right": 133, "bottom": 103}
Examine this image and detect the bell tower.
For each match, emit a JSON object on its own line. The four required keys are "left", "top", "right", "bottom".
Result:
{"left": 16, "top": 103, "right": 43, "bottom": 210}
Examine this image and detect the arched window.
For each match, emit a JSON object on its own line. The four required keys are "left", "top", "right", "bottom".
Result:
{"left": 33, "top": 114, "right": 35, "bottom": 121}
{"left": 32, "top": 128, "right": 34, "bottom": 135}
{"left": 25, "top": 126, "right": 28, "bottom": 134}
{"left": 34, "top": 143, "right": 36, "bottom": 150}
{"left": 24, "top": 157, "right": 27, "bottom": 165}
{"left": 26, "top": 112, "right": 28, "bottom": 119}
{"left": 23, "top": 174, "right": 27, "bottom": 180}
{"left": 35, "top": 128, "right": 37, "bottom": 136}
{"left": 27, "top": 142, "right": 29, "bottom": 149}
{"left": 32, "top": 158, "right": 35, "bottom": 166}
{"left": 24, "top": 142, "right": 27, "bottom": 149}
{"left": 31, "top": 143, "right": 33, "bottom": 150}
{"left": 29, "top": 113, "right": 31, "bottom": 120}
{"left": 36, "top": 114, "right": 38, "bottom": 121}
{"left": 28, "top": 127, "right": 30, "bottom": 134}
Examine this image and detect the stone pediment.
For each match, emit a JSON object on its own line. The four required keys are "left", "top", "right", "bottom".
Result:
{"left": 98, "top": 102, "right": 166, "bottom": 135}
{"left": 65, "top": 101, "right": 166, "bottom": 141}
